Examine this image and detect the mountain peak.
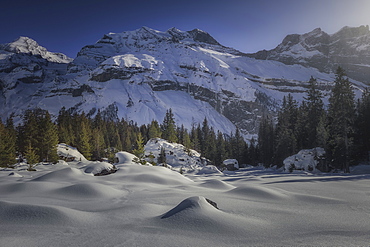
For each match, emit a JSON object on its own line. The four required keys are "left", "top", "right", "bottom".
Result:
{"left": 1, "top": 36, "right": 72, "bottom": 64}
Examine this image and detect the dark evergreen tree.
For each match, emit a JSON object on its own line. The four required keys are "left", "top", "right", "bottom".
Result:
{"left": 24, "top": 141, "right": 39, "bottom": 168}
{"left": 257, "top": 115, "right": 274, "bottom": 166}
{"left": 148, "top": 120, "right": 162, "bottom": 139}
{"left": 327, "top": 67, "right": 355, "bottom": 172}
{"left": 0, "top": 119, "right": 16, "bottom": 167}
{"left": 75, "top": 113, "right": 92, "bottom": 160}
{"left": 215, "top": 131, "right": 227, "bottom": 166}
{"left": 161, "top": 109, "right": 178, "bottom": 143}
{"left": 38, "top": 111, "right": 59, "bottom": 163}
{"left": 305, "top": 76, "right": 325, "bottom": 148}
{"left": 273, "top": 95, "right": 298, "bottom": 167}
{"left": 354, "top": 87, "right": 370, "bottom": 162}
{"left": 157, "top": 146, "right": 167, "bottom": 165}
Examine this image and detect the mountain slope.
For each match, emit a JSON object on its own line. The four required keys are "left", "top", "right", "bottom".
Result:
{"left": 0, "top": 27, "right": 366, "bottom": 137}
{"left": 248, "top": 25, "right": 370, "bottom": 84}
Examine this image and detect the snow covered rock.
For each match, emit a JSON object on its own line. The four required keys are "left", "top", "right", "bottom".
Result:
{"left": 144, "top": 138, "right": 214, "bottom": 173}
{"left": 283, "top": 147, "right": 326, "bottom": 173}
{"left": 57, "top": 143, "right": 87, "bottom": 162}
{"left": 82, "top": 161, "right": 117, "bottom": 176}
{"left": 223, "top": 159, "right": 239, "bottom": 171}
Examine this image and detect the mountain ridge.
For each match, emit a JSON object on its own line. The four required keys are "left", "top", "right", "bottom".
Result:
{"left": 247, "top": 25, "right": 370, "bottom": 84}
{"left": 0, "top": 26, "right": 367, "bottom": 138}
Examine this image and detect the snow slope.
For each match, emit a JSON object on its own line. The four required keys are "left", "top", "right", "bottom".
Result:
{"left": 1, "top": 153, "right": 370, "bottom": 246}
{"left": 1, "top": 27, "right": 366, "bottom": 136}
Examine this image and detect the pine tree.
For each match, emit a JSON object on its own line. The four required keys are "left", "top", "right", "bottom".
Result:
{"left": 248, "top": 137, "right": 258, "bottom": 166}
{"left": 305, "top": 76, "right": 325, "bottom": 148}
{"left": 39, "top": 111, "right": 59, "bottom": 163}
{"left": 133, "top": 132, "right": 145, "bottom": 159}
{"left": 0, "top": 117, "right": 16, "bottom": 167}
{"left": 354, "top": 87, "right": 370, "bottom": 162}
{"left": 75, "top": 113, "right": 92, "bottom": 160}
{"left": 327, "top": 67, "right": 355, "bottom": 172}
{"left": 182, "top": 130, "right": 192, "bottom": 155}
{"left": 215, "top": 131, "right": 227, "bottom": 166}
{"left": 148, "top": 120, "right": 162, "bottom": 139}
{"left": 24, "top": 142, "right": 39, "bottom": 170}
{"left": 161, "top": 109, "right": 178, "bottom": 143}
{"left": 157, "top": 146, "right": 167, "bottom": 165}
{"left": 258, "top": 115, "right": 274, "bottom": 166}
{"left": 273, "top": 95, "right": 298, "bottom": 167}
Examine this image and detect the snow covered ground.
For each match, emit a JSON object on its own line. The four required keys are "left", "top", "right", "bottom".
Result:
{"left": 1, "top": 155, "right": 370, "bottom": 246}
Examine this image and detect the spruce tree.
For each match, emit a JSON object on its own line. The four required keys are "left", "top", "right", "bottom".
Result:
{"left": 39, "top": 111, "right": 59, "bottom": 163}
{"left": 161, "top": 109, "right": 178, "bottom": 143}
{"left": 215, "top": 131, "right": 227, "bottom": 165}
{"left": 76, "top": 113, "right": 92, "bottom": 160}
{"left": 305, "top": 76, "right": 325, "bottom": 148}
{"left": 0, "top": 117, "right": 16, "bottom": 167}
{"left": 327, "top": 67, "right": 355, "bottom": 172}
{"left": 258, "top": 115, "right": 274, "bottom": 166}
{"left": 354, "top": 87, "right": 370, "bottom": 162}
{"left": 157, "top": 146, "right": 167, "bottom": 165}
{"left": 24, "top": 141, "right": 39, "bottom": 170}
{"left": 148, "top": 120, "right": 162, "bottom": 139}
{"left": 273, "top": 95, "right": 298, "bottom": 167}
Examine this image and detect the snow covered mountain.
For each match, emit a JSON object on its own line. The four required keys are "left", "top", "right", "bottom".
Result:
{"left": 0, "top": 27, "right": 366, "bottom": 137}
{"left": 248, "top": 25, "right": 370, "bottom": 84}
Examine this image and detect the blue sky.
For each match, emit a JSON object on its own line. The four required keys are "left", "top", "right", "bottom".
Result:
{"left": 1, "top": 0, "right": 370, "bottom": 58}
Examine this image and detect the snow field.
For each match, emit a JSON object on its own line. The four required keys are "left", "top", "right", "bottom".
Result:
{"left": 1, "top": 151, "right": 370, "bottom": 246}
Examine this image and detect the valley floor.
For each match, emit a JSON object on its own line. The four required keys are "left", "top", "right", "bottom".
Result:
{"left": 1, "top": 158, "right": 370, "bottom": 247}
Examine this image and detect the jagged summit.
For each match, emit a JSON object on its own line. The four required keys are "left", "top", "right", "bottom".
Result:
{"left": 0, "top": 36, "right": 72, "bottom": 64}
{"left": 248, "top": 25, "right": 370, "bottom": 83}
{"left": 0, "top": 26, "right": 367, "bottom": 138}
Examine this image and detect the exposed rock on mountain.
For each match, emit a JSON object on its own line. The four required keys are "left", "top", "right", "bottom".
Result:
{"left": 248, "top": 25, "right": 370, "bottom": 84}
{"left": 0, "top": 27, "right": 366, "bottom": 137}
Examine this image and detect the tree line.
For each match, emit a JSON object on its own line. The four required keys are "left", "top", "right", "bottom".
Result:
{"left": 1, "top": 67, "right": 368, "bottom": 172}
{"left": 258, "top": 67, "right": 370, "bottom": 172}
{"left": 0, "top": 106, "right": 252, "bottom": 168}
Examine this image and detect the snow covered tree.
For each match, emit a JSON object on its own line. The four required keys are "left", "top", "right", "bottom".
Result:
{"left": 161, "top": 109, "right": 178, "bottom": 143}
{"left": 327, "top": 67, "right": 355, "bottom": 172}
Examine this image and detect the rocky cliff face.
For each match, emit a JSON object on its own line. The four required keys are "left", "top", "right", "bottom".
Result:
{"left": 248, "top": 25, "right": 370, "bottom": 84}
{"left": 0, "top": 27, "right": 365, "bottom": 138}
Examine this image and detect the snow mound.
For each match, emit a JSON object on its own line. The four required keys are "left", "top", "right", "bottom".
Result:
{"left": 350, "top": 164, "right": 370, "bottom": 174}
{"left": 228, "top": 185, "right": 288, "bottom": 200}
{"left": 8, "top": 172, "right": 22, "bottom": 177}
{"left": 115, "top": 151, "right": 137, "bottom": 165}
{"left": 82, "top": 161, "right": 116, "bottom": 176}
{"left": 0, "top": 201, "right": 71, "bottom": 225}
{"left": 200, "top": 179, "right": 235, "bottom": 190}
{"left": 283, "top": 147, "right": 325, "bottom": 172}
{"left": 161, "top": 196, "right": 219, "bottom": 219}
{"left": 194, "top": 165, "right": 222, "bottom": 175}
{"left": 32, "top": 167, "right": 84, "bottom": 181}
{"left": 57, "top": 143, "right": 87, "bottom": 162}
{"left": 120, "top": 163, "right": 193, "bottom": 186}
{"left": 52, "top": 183, "right": 125, "bottom": 199}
